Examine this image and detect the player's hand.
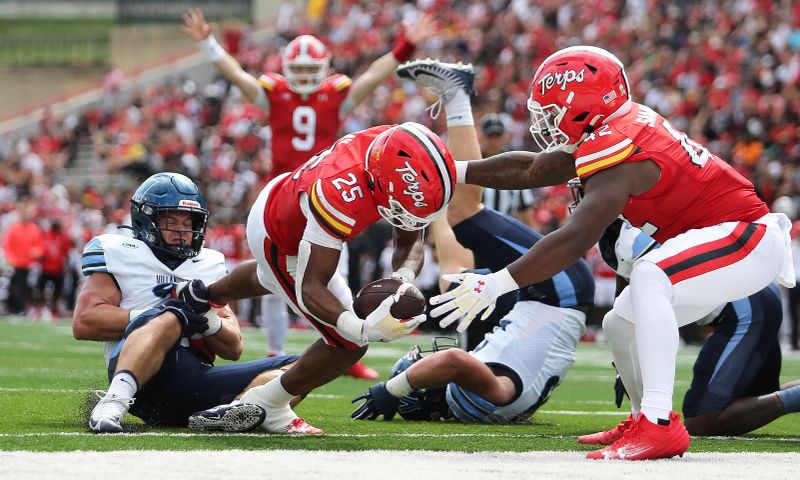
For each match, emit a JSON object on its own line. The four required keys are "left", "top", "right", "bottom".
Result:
{"left": 351, "top": 382, "right": 399, "bottom": 421}
{"left": 429, "top": 269, "right": 518, "bottom": 333}
{"left": 175, "top": 279, "right": 211, "bottom": 315}
{"left": 181, "top": 8, "right": 215, "bottom": 41}
{"left": 403, "top": 12, "right": 438, "bottom": 46}
{"left": 161, "top": 298, "right": 210, "bottom": 337}
{"left": 363, "top": 289, "right": 425, "bottom": 342}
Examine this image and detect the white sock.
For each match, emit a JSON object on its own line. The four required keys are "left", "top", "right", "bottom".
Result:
{"left": 386, "top": 371, "right": 414, "bottom": 398}
{"left": 108, "top": 370, "right": 138, "bottom": 399}
{"left": 630, "top": 262, "right": 677, "bottom": 424}
{"left": 262, "top": 294, "right": 288, "bottom": 356}
{"left": 240, "top": 373, "right": 298, "bottom": 432}
{"left": 445, "top": 89, "right": 473, "bottom": 127}
{"left": 240, "top": 372, "right": 294, "bottom": 408}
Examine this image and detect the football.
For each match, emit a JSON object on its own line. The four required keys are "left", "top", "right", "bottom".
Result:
{"left": 353, "top": 278, "right": 426, "bottom": 319}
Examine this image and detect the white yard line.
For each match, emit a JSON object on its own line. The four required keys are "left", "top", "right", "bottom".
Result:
{"left": 1, "top": 450, "right": 798, "bottom": 480}
{"left": 1, "top": 432, "right": 798, "bottom": 443}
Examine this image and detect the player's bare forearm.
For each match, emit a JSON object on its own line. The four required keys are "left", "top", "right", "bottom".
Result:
{"left": 464, "top": 150, "right": 576, "bottom": 189}
{"left": 406, "top": 348, "right": 515, "bottom": 405}
{"left": 203, "top": 307, "right": 243, "bottom": 360}
{"left": 72, "top": 303, "right": 129, "bottom": 340}
{"left": 347, "top": 53, "right": 398, "bottom": 108}
{"left": 391, "top": 228, "right": 425, "bottom": 277}
{"left": 213, "top": 55, "right": 262, "bottom": 103}
{"left": 208, "top": 260, "right": 270, "bottom": 304}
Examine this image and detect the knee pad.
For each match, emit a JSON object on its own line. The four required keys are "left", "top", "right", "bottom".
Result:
{"left": 445, "top": 383, "right": 497, "bottom": 423}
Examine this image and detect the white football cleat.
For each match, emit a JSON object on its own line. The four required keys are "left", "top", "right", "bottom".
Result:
{"left": 188, "top": 402, "right": 266, "bottom": 432}
{"left": 89, "top": 391, "right": 134, "bottom": 434}
{"left": 397, "top": 58, "right": 475, "bottom": 118}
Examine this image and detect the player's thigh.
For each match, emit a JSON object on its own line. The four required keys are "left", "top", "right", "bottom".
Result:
{"left": 639, "top": 222, "right": 783, "bottom": 320}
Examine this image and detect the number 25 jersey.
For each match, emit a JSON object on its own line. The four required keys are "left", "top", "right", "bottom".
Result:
{"left": 262, "top": 125, "right": 391, "bottom": 255}
{"left": 573, "top": 102, "right": 768, "bottom": 244}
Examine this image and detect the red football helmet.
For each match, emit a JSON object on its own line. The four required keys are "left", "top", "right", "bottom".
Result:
{"left": 282, "top": 34, "right": 330, "bottom": 95}
{"left": 365, "top": 122, "right": 456, "bottom": 231}
{"left": 528, "top": 46, "right": 632, "bottom": 152}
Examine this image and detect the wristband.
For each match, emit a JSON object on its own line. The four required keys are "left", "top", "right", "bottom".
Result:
{"left": 199, "top": 35, "right": 226, "bottom": 62}
{"left": 204, "top": 309, "right": 223, "bottom": 336}
{"left": 392, "top": 267, "right": 416, "bottom": 284}
{"left": 391, "top": 34, "right": 416, "bottom": 63}
{"left": 337, "top": 310, "right": 366, "bottom": 343}
{"left": 455, "top": 161, "right": 468, "bottom": 184}
{"left": 493, "top": 267, "right": 520, "bottom": 295}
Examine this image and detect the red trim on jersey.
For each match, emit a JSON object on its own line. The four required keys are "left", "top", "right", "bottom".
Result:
{"left": 656, "top": 222, "right": 766, "bottom": 284}
{"left": 262, "top": 236, "right": 359, "bottom": 349}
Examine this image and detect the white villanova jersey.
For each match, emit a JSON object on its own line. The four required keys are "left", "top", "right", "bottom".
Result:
{"left": 82, "top": 233, "right": 227, "bottom": 365}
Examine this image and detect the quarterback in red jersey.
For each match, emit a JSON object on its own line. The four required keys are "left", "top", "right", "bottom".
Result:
{"left": 183, "top": 120, "right": 457, "bottom": 434}
{"left": 182, "top": 8, "right": 437, "bottom": 179}
{"left": 430, "top": 46, "right": 794, "bottom": 460}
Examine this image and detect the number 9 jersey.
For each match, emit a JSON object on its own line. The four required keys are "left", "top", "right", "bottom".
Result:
{"left": 258, "top": 72, "right": 353, "bottom": 179}
{"left": 573, "top": 102, "right": 768, "bottom": 244}
{"left": 259, "top": 125, "right": 392, "bottom": 255}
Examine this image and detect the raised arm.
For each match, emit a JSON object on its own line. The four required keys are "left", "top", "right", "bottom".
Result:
{"left": 343, "top": 13, "right": 437, "bottom": 115}
{"left": 461, "top": 149, "right": 577, "bottom": 189}
{"left": 182, "top": 8, "right": 263, "bottom": 104}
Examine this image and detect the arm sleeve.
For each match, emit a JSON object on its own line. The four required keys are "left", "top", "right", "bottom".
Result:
{"left": 300, "top": 193, "right": 344, "bottom": 250}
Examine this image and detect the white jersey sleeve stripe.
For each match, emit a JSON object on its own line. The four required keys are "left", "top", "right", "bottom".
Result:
{"left": 575, "top": 138, "right": 632, "bottom": 166}
{"left": 313, "top": 179, "right": 357, "bottom": 226}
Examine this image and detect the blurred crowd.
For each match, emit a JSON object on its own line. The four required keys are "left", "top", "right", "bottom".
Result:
{"left": 1, "top": 0, "right": 799, "bottom": 348}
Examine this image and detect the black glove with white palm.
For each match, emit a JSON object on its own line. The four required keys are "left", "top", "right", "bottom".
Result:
{"left": 351, "top": 382, "right": 399, "bottom": 420}
{"left": 429, "top": 268, "right": 519, "bottom": 332}
{"left": 160, "top": 298, "right": 211, "bottom": 338}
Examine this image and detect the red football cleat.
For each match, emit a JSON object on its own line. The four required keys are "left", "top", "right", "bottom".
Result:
{"left": 578, "top": 413, "right": 635, "bottom": 445}
{"left": 283, "top": 417, "right": 323, "bottom": 435}
{"left": 345, "top": 361, "right": 379, "bottom": 380}
{"left": 586, "top": 411, "right": 690, "bottom": 460}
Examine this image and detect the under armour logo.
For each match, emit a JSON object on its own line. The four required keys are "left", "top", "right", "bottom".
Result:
{"left": 474, "top": 280, "right": 485, "bottom": 293}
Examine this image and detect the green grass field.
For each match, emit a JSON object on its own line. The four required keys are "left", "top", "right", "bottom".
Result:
{"left": 1, "top": 317, "right": 798, "bottom": 453}
{"left": 0, "top": 19, "right": 113, "bottom": 67}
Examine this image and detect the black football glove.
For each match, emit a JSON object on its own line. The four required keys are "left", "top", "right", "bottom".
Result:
{"left": 161, "top": 298, "right": 210, "bottom": 338}
{"left": 612, "top": 362, "right": 629, "bottom": 408}
{"left": 351, "top": 382, "right": 399, "bottom": 421}
{"left": 153, "top": 280, "right": 212, "bottom": 315}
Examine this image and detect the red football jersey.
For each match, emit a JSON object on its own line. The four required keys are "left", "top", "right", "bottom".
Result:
{"left": 257, "top": 72, "right": 352, "bottom": 179}
{"left": 574, "top": 103, "right": 768, "bottom": 243}
{"left": 262, "top": 125, "right": 391, "bottom": 255}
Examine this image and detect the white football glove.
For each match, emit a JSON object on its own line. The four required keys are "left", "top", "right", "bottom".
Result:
{"left": 429, "top": 268, "right": 519, "bottom": 333}
{"left": 364, "top": 283, "right": 426, "bottom": 342}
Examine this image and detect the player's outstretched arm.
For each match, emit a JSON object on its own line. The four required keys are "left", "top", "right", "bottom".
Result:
{"left": 343, "top": 13, "right": 437, "bottom": 114}
{"left": 182, "top": 8, "right": 263, "bottom": 104}
{"left": 461, "top": 149, "right": 576, "bottom": 190}
{"left": 73, "top": 272, "right": 129, "bottom": 341}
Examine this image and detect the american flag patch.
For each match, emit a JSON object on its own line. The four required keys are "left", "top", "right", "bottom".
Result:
{"left": 603, "top": 90, "right": 617, "bottom": 104}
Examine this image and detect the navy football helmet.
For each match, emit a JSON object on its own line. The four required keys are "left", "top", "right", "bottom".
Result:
{"left": 390, "top": 337, "right": 458, "bottom": 421}
{"left": 130, "top": 173, "right": 208, "bottom": 259}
